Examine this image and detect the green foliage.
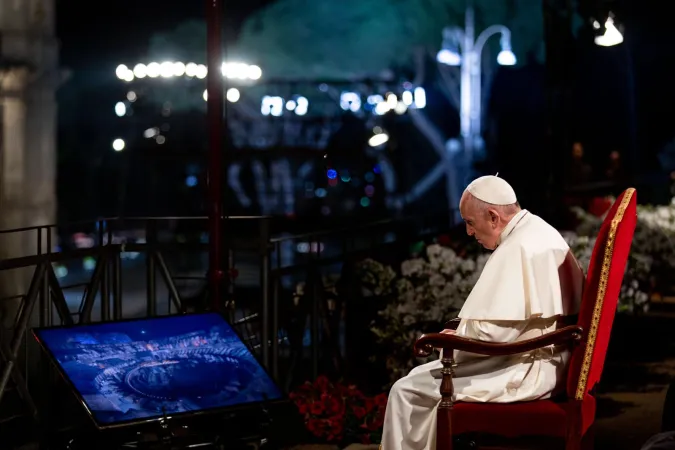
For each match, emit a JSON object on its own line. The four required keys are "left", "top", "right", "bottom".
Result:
{"left": 148, "top": 20, "right": 207, "bottom": 63}
{"left": 146, "top": 1, "right": 545, "bottom": 79}
{"left": 234, "top": 0, "right": 545, "bottom": 79}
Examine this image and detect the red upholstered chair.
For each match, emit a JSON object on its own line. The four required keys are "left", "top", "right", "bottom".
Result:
{"left": 414, "top": 188, "right": 638, "bottom": 450}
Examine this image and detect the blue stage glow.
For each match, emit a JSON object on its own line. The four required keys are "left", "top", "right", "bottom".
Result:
{"left": 326, "top": 169, "right": 337, "bottom": 179}
{"left": 34, "top": 313, "right": 282, "bottom": 427}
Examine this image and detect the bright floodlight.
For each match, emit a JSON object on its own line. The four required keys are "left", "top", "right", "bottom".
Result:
{"left": 436, "top": 49, "right": 461, "bottom": 66}
{"left": 115, "top": 64, "right": 129, "bottom": 79}
{"left": 368, "top": 133, "right": 389, "bottom": 147}
{"left": 248, "top": 65, "right": 262, "bottom": 80}
{"left": 595, "top": 17, "right": 623, "bottom": 47}
{"left": 173, "top": 62, "right": 186, "bottom": 77}
{"left": 133, "top": 64, "right": 147, "bottom": 78}
{"left": 146, "top": 62, "right": 160, "bottom": 78}
{"left": 185, "top": 63, "right": 198, "bottom": 77}
{"left": 295, "top": 96, "right": 308, "bottom": 116}
{"left": 203, "top": 90, "right": 208, "bottom": 101}
{"left": 226, "top": 88, "right": 240, "bottom": 102}
{"left": 160, "top": 61, "right": 174, "bottom": 78}
{"left": 195, "top": 64, "right": 208, "bottom": 79}
{"left": 114, "top": 102, "right": 126, "bottom": 117}
{"left": 112, "top": 139, "right": 125, "bottom": 152}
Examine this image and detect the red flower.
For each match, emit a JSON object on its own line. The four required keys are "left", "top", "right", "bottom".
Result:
{"left": 322, "top": 393, "right": 345, "bottom": 415}
{"left": 374, "top": 393, "right": 388, "bottom": 407}
{"left": 314, "top": 375, "right": 330, "bottom": 391}
{"left": 352, "top": 406, "right": 367, "bottom": 419}
{"left": 306, "top": 418, "right": 324, "bottom": 436}
{"left": 329, "top": 416, "right": 344, "bottom": 436}
{"left": 310, "top": 401, "right": 325, "bottom": 415}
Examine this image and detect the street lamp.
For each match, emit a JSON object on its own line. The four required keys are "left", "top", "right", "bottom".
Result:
{"left": 436, "top": 7, "right": 516, "bottom": 166}
{"left": 594, "top": 16, "right": 623, "bottom": 47}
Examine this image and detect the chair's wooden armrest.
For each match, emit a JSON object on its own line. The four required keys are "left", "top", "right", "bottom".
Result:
{"left": 413, "top": 325, "right": 583, "bottom": 358}
{"left": 443, "top": 318, "right": 461, "bottom": 330}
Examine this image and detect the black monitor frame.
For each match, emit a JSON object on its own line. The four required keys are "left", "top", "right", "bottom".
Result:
{"left": 32, "top": 312, "right": 285, "bottom": 430}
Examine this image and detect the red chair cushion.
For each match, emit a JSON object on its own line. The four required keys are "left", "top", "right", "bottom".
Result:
{"left": 452, "top": 394, "right": 596, "bottom": 438}
{"left": 566, "top": 189, "right": 637, "bottom": 399}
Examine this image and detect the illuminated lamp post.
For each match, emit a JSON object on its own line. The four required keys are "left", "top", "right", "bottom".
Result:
{"left": 436, "top": 5, "right": 516, "bottom": 179}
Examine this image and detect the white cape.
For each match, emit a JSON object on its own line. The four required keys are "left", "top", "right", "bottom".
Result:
{"left": 458, "top": 210, "right": 582, "bottom": 321}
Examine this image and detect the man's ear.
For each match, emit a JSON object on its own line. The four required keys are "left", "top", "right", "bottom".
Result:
{"left": 488, "top": 209, "right": 499, "bottom": 225}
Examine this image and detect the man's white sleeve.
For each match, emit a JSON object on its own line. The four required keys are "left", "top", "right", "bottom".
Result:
{"left": 460, "top": 319, "right": 530, "bottom": 343}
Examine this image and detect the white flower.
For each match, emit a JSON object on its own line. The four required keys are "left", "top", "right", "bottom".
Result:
{"left": 401, "top": 258, "right": 426, "bottom": 277}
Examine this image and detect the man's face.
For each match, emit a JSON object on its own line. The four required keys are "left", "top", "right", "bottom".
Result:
{"left": 459, "top": 195, "right": 502, "bottom": 250}
{"left": 572, "top": 143, "right": 583, "bottom": 159}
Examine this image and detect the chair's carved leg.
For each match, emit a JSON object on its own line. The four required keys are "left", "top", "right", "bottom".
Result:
{"left": 437, "top": 348, "right": 456, "bottom": 450}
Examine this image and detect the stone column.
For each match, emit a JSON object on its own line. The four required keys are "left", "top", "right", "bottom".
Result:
{"left": 0, "top": 67, "right": 32, "bottom": 332}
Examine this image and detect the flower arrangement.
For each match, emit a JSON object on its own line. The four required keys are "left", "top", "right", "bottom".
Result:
{"left": 354, "top": 258, "right": 397, "bottom": 298}
{"left": 569, "top": 197, "right": 675, "bottom": 313}
{"left": 368, "top": 243, "right": 489, "bottom": 382}
{"left": 289, "top": 376, "right": 387, "bottom": 445}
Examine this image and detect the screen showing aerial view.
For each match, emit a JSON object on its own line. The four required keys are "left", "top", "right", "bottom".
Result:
{"left": 34, "top": 313, "right": 282, "bottom": 427}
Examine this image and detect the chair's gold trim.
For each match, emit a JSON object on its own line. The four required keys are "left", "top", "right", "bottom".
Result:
{"left": 574, "top": 188, "right": 635, "bottom": 400}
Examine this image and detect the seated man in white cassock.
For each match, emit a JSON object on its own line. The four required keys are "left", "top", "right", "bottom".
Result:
{"left": 381, "top": 176, "right": 584, "bottom": 450}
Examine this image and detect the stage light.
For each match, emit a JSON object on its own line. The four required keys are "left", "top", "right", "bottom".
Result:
{"left": 295, "top": 96, "right": 308, "bottom": 116}
{"left": 248, "top": 65, "right": 262, "bottom": 80}
{"left": 116, "top": 61, "right": 261, "bottom": 82}
{"left": 368, "top": 132, "right": 389, "bottom": 147}
{"left": 374, "top": 102, "right": 390, "bottom": 115}
{"left": 594, "top": 16, "right": 623, "bottom": 47}
{"left": 226, "top": 88, "right": 240, "bottom": 102}
{"left": 437, "top": 48, "right": 461, "bottom": 66}
{"left": 144, "top": 128, "right": 158, "bottom": 138}
{"left": 114, "top": 102, "right": 126, "bottom": 117}
{"left": 112, "top": 138, "right": 125, "bottom": 152}
{"left": 186, "top": 63, "right": 198, "bottom": 77}
{"left": 116, "top": 64, "right": 129, "bottom": 79}
{"left": 173, "top": 62, "right": 186, "bottom": 76}
{"left": 413, "top": 87, "right": 426, "bottom": 108}
{"left": 146, "top": 62, "right": 160, "bottom": 78}
{"left": 195, "top": 64, "right": 208, "bottom": 79}
{"left": 133, "top": 64, "right": 147, "bottom": 78}
{"left": 340, "top": 92, "right": 361, "bottom": 112}
{"left": 160, "top": 61, "right": 174, "bottom": 78}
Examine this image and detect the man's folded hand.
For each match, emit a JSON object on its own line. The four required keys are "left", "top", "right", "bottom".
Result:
{"left": 435, "top": 329, "right": 455, "bottom": 351}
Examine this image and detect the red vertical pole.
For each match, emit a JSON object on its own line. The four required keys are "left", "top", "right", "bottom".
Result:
{"left": 206, "top": 0, "right": 224, "bottom": 311}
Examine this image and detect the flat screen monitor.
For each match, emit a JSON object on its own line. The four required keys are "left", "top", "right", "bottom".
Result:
{"left": 33, "top": 313, "right": 283, "bottom": 429}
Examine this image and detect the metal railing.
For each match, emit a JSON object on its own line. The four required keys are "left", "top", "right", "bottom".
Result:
{"left": 0, "top": 211, "right": 457, "bottom": 434}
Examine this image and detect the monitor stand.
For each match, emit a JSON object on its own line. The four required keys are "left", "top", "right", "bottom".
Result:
{"left": 54, "top": 403, "right": 283, "bottom": 450}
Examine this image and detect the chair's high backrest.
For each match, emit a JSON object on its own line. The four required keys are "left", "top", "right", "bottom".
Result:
{"left": 566, "top": 188, "right": 637, "bottom": 400}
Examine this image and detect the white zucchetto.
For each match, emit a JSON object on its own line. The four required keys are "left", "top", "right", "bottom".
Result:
{"left": 465, "top": 175, "right": 517, "bottom": 205}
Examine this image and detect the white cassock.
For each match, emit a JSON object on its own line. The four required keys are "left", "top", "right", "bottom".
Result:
{"left": 381, "top": 209, "right": 584, "bottom": 450}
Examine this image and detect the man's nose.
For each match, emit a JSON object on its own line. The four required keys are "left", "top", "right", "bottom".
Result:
{"left": 466, "top": 225, "right": 474, "bottom": 236}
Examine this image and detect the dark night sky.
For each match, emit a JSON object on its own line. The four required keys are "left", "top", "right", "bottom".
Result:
{"left": 52, "top": 0, "right": 675, "bottom": 219}
{"left": 56, "top": 0, "right": 275, "bottom": 68}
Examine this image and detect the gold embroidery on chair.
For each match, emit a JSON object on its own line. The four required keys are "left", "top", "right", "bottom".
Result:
{"left": 574, "top": 188, "right": 635, "bottom": 400}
